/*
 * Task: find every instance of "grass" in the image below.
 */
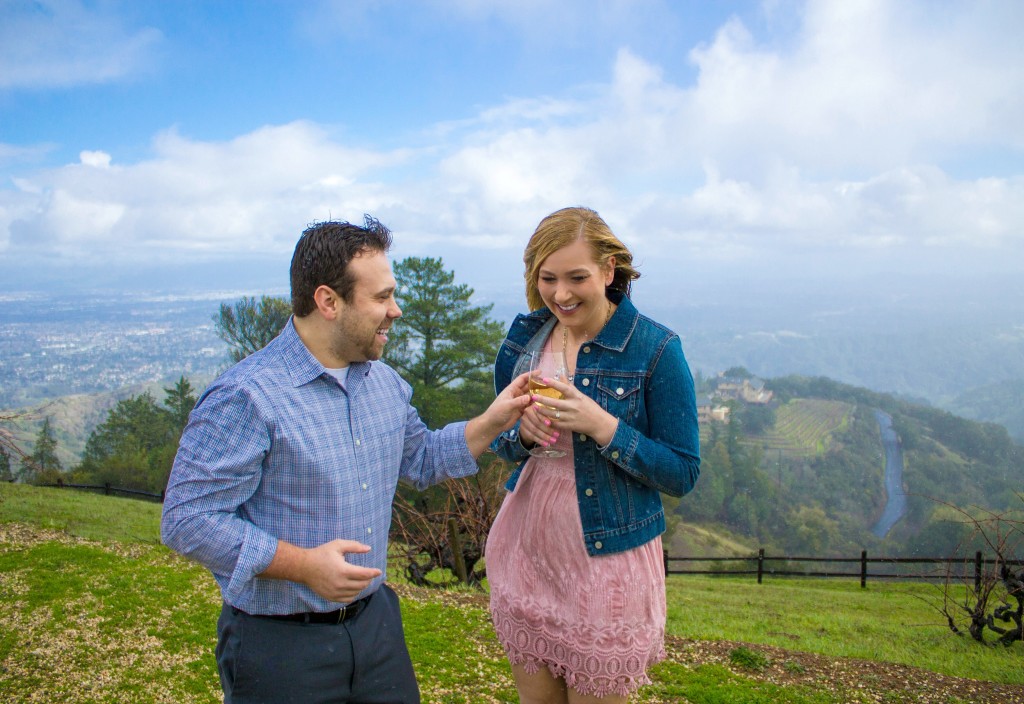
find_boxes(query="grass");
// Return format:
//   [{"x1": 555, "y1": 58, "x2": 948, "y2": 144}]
[
  {"x1": 665, "y1": 575, "x2": 1023, "y2": 685},
  {"x1": 2, "y1": 482, "x2": 1022, "y2": 703}
]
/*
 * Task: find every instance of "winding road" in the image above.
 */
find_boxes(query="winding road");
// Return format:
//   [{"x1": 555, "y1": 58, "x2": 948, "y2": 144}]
[{"x1": 871, "y1": 409, "x2": 907, "y2": 538}]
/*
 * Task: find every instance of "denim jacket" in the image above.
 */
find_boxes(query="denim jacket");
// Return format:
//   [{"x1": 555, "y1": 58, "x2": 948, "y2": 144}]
[{"x1": 491, "y1": 291, "x2": 700, "y2": 556}]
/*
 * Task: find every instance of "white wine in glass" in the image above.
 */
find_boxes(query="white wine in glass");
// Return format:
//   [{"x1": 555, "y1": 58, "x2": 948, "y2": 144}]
[{"x1": 528, "y1": 349, "x2": 569, "y2": 458}]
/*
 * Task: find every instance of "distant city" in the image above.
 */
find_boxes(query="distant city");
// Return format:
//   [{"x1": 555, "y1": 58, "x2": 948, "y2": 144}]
[{"x1": 0, "y1": 292, "x2": 236, "y2": 410}]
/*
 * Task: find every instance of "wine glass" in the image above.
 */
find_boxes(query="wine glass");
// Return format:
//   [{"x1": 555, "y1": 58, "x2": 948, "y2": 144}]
[{"x1": 528, "y1": 349, "x2": 569, "y2": 458}]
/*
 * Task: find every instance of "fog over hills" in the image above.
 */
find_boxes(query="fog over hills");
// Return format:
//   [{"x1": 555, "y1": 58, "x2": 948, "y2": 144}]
[{"x1": 3, "y1": 265, "x2": 1023, "y2": 448}]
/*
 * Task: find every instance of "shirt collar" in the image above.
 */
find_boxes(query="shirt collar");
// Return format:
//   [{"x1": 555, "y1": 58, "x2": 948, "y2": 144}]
[
  {"x1": 280, "y1": 317, "x2": 376, "y2": 390},
  {"x1": 280, "y1": 318, "x2": 325, "y2": 388}
]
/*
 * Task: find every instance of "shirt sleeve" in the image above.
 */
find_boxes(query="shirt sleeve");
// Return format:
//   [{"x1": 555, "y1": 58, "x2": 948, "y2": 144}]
[
  {"x1": 160, "y1": 382, "x2": 280, "y2": 603},
  {"x1": 395, "y1": 380, "x2": 480, "y2": 490}
]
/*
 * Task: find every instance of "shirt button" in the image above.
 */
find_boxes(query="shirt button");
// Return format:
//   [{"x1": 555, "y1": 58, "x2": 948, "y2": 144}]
[
  {"x1": 582, "y1": 346, "x2": 590, "y2": 353},
  {"x1": 594, "y1": 541, "x2": 603, "y2": 550},
  {"x1": 362, "y1": 483, "x2": 368, "y2": 490},
  {"x1": 582, "y1": 378, "x2": 590, "y2": 386},
  {"x1": 355, "y1": 439, "x2": 361, "y2": 446},
  {"x1": 367, "y1": 527, "x2": 372, "y2": 534},
  {"x1": 616, "y1": 387, "x2": 624, "y2": 395},
  {"x1": 611, "y1": 450, "x2": 620, "y2": 459},
  {"x1": 585, "y1": 488, "x2": 593, "y2": 497}
]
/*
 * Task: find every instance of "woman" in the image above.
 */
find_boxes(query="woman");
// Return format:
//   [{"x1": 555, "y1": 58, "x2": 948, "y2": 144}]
[{"x1": 487, "y1": 206, "x2": 701, "y2": 703}]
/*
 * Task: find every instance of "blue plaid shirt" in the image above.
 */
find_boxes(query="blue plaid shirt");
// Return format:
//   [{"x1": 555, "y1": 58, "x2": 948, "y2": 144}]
[{"x1": 161, "y1": 319, "x2": 477, "y2": 614}]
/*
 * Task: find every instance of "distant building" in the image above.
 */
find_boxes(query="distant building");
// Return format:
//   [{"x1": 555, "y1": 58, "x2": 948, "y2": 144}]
[
  {"x1": 714, "y1": 375, "x2": 774, "y2": 405},
  {"x1": 697, "y1": 396, "x2": 731, "y2": 425}
]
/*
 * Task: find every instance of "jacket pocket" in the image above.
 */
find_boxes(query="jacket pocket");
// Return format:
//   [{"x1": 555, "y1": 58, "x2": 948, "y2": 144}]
[{"x1": 596, "y1": 376, "x2": 641, "y2": 422}]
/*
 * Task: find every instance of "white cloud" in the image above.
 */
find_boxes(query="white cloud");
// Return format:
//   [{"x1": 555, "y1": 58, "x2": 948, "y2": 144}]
[
  {"x1": 0, "y1": 0, "x2": 162, "y2": 89},
  {"x1": 79, "y1": 151, "x2": 111, "y2": 168},
  {"x1": 2, "y1": 0, "x2": 1022, "y2": 286}
]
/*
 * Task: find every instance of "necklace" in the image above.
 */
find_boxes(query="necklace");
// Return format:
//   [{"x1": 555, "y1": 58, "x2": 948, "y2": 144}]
[{"x1": 561, "y1": 301, "x2": 615, "y2": 352}]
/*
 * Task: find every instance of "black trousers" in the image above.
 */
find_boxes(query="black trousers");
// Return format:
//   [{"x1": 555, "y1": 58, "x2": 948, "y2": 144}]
[{"x1": 216, "y1": 584, "x2": 420, "y2": 704}]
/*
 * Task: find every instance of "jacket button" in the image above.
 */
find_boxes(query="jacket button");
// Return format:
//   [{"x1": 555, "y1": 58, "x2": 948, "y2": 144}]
[
  {"x1": 583, "y1": 346, "x2": 590, "y2": 353},
  {"x1": 594, "y1": 541, "x2": 603, "y2": 550},
  {"x1": 582, "y1": 378, "x2": 590, "y2": 386},
  {"x1": 611, "y1": 450, "x2": 620, "y2": 459},
  {"x1": 585, "y1": 488, "x2": 593, "y2": 496},
  {"x1": 579, "y1": 434, "x2": 587, "y2": 441},
  {"x1": 616, "y1": 387, "x2": 624, "y2": 395}
]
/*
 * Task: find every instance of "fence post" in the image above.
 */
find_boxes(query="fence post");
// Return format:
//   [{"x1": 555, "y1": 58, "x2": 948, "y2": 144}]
[
  {"x1": 975, "y1": 551, "x2": 983, "y2": 592},
  {"x1": 447, "y1": 518, "x2": 469, "y2": 585},
  {"x1": 860, "y1": 550, "x2": 867, "y2": 588},
  {"x1": 104, "y1": 482, "x2": 112, "y2": 496},
  {"x1": 757, "y1": 548, "x2": 764, "y2": 584}
]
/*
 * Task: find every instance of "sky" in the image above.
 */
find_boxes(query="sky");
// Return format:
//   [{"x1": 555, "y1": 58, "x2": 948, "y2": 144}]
[{"x1": 1, "y1": 0, "x2": 1023, "y2": 317}]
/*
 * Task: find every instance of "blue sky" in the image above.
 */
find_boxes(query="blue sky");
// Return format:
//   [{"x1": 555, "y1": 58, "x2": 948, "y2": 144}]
[{"x1": 1, "y1": 0, "x2": 1023, "y2": 311}]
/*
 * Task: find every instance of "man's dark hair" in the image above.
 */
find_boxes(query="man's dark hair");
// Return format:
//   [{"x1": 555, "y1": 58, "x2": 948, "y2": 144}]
[{"x1": 290, "y1": 215, "x2": 393, "y2": 317}]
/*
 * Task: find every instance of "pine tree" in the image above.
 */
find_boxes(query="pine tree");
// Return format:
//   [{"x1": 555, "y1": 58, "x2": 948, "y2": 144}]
[
  {"x1": 163, "y1": 375, "x2": 197, "y2": 435},
  {"x1": 214, "y1": 295, "x2": 292, "y2": 363},
  {"x1": 20, "y1": 417, "x2": 62, "y2": 484},
  {"x1": 0, "y1": 445, "x2": 12, "y2": 482}
]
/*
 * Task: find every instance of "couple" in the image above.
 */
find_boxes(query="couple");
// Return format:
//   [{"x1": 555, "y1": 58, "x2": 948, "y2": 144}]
[{"x1": 161, "y1": 207, "x2": 701, "y2": 704}]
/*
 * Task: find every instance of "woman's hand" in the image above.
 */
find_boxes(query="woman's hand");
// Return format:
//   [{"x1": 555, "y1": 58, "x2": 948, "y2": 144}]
[
  {"x1": 530, "y1": 376, "x2": 619, "y2": 447},
  {"x1": 517, "y1": 399, "x2": 560, "y2": 450}
]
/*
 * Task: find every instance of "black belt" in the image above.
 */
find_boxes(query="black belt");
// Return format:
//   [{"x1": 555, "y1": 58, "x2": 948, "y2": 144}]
[{"x1": 240, "y1": 594, "x2": 371, "y2": 624}]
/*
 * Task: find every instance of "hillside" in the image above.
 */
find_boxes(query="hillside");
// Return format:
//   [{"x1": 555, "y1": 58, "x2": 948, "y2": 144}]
[
  {"x1": 949, "y1": 378, "x2": 1024, "y2": 444},
  {"x1": 5, "y1": 370, "x2": 1022, "y2": 563},
  {"x1": 681, "y1": 374, "x2": 1024, "y2": 559}
]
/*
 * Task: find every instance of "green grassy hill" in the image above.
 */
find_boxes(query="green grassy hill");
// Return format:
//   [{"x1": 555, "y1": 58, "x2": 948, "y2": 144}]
[
  {"x1": 687, "y1": 374, "x2": 1024, "y2": 558},
  {"x1": 2, "y1": 483, "x2": 1022, "y2": 704},
  {"x1": 748, "y1": 398, "x2": 851, "y2": 458}
]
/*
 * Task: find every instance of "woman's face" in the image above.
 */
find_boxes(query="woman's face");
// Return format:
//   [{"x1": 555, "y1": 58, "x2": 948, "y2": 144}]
[{"x1": 536, "y1": 239, "x2": 615, "y2": 334}]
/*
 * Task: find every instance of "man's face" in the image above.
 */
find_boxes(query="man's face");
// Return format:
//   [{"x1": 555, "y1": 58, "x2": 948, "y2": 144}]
[{"x1": 331, "y1": 251, "x2": 402, "y2": 365}]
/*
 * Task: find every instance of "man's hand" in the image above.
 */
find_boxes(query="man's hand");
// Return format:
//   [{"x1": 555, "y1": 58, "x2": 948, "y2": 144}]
[
  {"x1": 464, "y1": 372, "x2": 533, "y2": 457},
  {"x1": 260, "y1": 539, "x2": 382, "y2": 603}
]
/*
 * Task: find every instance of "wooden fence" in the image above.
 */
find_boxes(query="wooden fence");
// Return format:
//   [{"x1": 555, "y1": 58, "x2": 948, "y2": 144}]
[
  {"x1": 43, "y1": 479, "x2": 164, "y2": 503},
  {"x1": 29, "y1": 482, "x2": 1024, "y2": 590},
  {"x1": 665, "y1": 548, "x2": 1024, "y2": 589}
]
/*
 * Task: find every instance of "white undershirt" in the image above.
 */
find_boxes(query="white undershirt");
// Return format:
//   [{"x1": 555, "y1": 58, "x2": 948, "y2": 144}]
[{"x1": 324, "y1": 365, "x2": 350, "y2": 385}]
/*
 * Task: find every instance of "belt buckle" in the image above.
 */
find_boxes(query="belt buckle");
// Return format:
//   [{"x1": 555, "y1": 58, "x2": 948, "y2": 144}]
[{"x1": 336, "y1": 604, "x2": 348, "y2": 624}]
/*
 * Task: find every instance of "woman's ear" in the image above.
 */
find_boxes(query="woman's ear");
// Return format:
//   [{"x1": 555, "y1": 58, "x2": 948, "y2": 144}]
[{"x1": 604, "y1": 256, "x2": 616, "y2": 286}]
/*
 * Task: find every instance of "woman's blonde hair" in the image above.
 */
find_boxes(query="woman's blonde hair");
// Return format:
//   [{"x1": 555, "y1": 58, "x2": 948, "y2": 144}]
[{"x1": 523, "y1": 206, "x2": 640, "y2": 311}]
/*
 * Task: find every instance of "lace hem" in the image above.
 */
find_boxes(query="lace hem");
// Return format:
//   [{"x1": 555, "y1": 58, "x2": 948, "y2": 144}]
[{"x1": 491, "y1": 603, "x2": 666, "y2": 697}]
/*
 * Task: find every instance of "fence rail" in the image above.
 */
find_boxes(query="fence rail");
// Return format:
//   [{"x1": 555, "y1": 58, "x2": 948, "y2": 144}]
[
  {"x1": 42, "y1": 479, "x2": 164, "y2": 503},
  {"x1": 27, "y1": 482, "x2": 1024, "y2": 590},
  {"x1": 665, "y1": 548, "x2": 1024, "y2": 589}
]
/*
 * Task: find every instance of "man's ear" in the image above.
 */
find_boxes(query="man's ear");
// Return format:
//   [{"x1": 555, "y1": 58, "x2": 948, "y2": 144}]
[{"x1": 312, "y1": 285, "x2": 343, "y2": 319}]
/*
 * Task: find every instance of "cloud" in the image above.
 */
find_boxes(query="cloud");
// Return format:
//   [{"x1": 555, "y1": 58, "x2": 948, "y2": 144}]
[
  {"x1": 0, "y1": 0, "x2": 162, "y2": 89},
  {"x1": 2, "y1": 0, "x2": 1022, "y2": 287},
  {"x1": 1, "y1": 122, "x2": 410, "y2": 260}
]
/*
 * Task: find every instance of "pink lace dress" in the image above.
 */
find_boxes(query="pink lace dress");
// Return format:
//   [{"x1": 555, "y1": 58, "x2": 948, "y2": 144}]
[{"x1": 486, "y1": 429, "x2": 667, "y2": 697}]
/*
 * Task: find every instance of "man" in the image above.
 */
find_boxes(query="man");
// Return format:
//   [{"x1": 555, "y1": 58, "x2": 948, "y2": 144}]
[{"x1": 161, "y1": 217, "x2": 531, "y2": 703}]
